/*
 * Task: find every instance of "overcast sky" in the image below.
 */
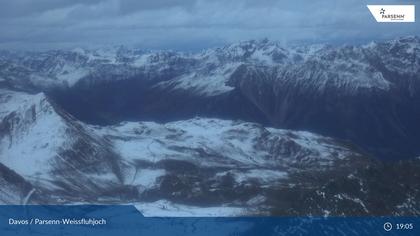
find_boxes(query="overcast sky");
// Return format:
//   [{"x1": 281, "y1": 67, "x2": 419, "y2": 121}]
[{"x1": 0, "y1": 0, "x2": 419, "y2": 51}]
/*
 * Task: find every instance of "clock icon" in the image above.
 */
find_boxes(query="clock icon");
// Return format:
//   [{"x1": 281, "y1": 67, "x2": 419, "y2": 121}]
[{"x1": 384, "y1": 222, "x2": 393, "y2": 232}]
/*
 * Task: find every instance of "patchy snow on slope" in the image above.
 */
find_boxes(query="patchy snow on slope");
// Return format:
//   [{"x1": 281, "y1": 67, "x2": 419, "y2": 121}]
[
  {"x1": 316, "y1": 55, "x2": 391, "y2": 91},
  {"x1": 155, "y1": 63, "x2": 240, "y2": 97},
  {"x1": 135, "y1": 200, "x2": 245, "y2": 217},
  {"x1": 250, "y1": 48, "x2": 275, "y2": 65},
  {"x1": 55, "y1": 65, "x2": 89, "y2": 87},
  {"x1": 217, "y1": 169, "x2": 288, "y2": 186},
  {"x1": 269, "y1": 129, "x2": 355, "y2": 164},
  {"x1": 88, "y1": 48, "x2": 119, "y2": 64},
  {"x1": 96, "y1": 118, "x2": 357, "y2": 170},
  {"x1": 96, "y1": 118, "x2": 269, "y2": 167},
  {"x1": 129, "y1": 168, "x2": 166, "y2": 188},
  {"x1": 132, "y1": 54, "x2": 151, "y2": 67},
  {"x1": 0, "y1": 89, "x2": 36, "y2": 119}
]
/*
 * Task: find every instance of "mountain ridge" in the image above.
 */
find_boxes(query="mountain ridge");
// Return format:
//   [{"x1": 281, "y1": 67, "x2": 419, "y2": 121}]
[
  {"x1": 0, "y1": 87, "x2": 419, "y2": 215},
  {"x1": 1, "y1": 36, "x2": 420, "y2": 215}
]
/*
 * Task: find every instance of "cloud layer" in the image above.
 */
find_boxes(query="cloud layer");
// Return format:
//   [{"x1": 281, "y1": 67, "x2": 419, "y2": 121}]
[{"x1": 0, "y1": 0, "x2": 419, "y2": 50}]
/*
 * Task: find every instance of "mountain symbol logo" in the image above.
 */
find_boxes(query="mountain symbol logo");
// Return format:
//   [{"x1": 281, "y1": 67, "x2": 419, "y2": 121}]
[{"x1": 380, "y1": 8, "x2": 386, "y2": 14}]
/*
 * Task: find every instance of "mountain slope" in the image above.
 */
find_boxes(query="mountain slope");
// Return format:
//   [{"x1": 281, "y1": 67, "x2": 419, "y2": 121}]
[
  {"x1": 0, "y1": 89, "x2": 125, "y2": 202},
  {"x1": 92, "y1": 118, "x2": 420, "y2": 216},
  {"x1": 0, "y1": 88, "x2": 419, "y2": 215},
  {"x1": 229, "y1": 37, "x2": 420, "y2": 159},
  {"x1": 3, "y1": 36, "x2": 418, "y2": 159}
]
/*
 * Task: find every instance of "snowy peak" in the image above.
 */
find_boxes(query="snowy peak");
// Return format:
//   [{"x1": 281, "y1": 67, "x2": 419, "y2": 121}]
[
  {"x1": 209, "y1": 39, "x2": 288, "y2": 64},
  {"x1": 371, "y1": 36, "x2": 420, "y2": 76},
  {"x1": 0, "y1": 89, "x2": 52, "y2": 121},
  {"x1": 0, "y1": 89, "x2": 123, "y2": 200},
  {"x1": 232, "y1": 36, "x2": 420, "y2": 94},
  {"x1": 1, "y1": 36, "x2": 419, "y2": 95},
  {"x1": 0, "y1": 89, "x2": 68, "y2": 176}
]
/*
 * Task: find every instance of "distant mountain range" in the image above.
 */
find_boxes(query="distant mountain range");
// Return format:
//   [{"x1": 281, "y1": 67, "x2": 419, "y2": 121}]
[{"x1": 0, "y1": 36, "x2": 419, "y2": 216}]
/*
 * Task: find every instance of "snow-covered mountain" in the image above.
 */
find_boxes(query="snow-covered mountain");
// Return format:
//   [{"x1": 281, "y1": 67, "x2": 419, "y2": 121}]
[
  {"x1": 2, "y1": 36, "x2": 419, "y2": 159},
  {"x1": 0, "y1": 89, "x2": 359, "y2": 205},
  {"x1": 0, "y1": 89, "x2": 125, "y2": 202},
  {"x1": 2, "y1": 36, "x2": 419, "y2": 94},
  {"x1": 1, "y1": 89, "x2": 420, "y2": 216},
  {"x1": 1, "y1": 36, "x2": 420, "y2": 216},
  {"x1": 229, "y1": 37, "x2": 420, "y2": 158}
]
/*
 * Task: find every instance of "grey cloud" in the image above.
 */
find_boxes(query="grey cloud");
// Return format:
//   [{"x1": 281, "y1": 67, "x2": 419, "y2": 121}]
[
  {"x1": 0, "y1": 0, "x2": 419, "y2": 50},
  {"x1": 0, "y1": 0, "x2": 105, "y2": 18},
  {"x1": 118, "y1": 0, "x2": 197, "y2": 13}
]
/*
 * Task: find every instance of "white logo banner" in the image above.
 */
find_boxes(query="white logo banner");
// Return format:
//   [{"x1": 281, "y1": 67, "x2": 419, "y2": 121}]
[{"x1": 367, "y1": 5, "x2": 415, "y2": 22}]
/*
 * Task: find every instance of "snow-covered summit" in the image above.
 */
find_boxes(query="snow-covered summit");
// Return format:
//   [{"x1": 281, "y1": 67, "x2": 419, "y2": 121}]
[
  {"x1": 0, "y1": 89, "x2": 123, "y2": 198},
  {"x1": 1, "y1": 36, "x2": 418, "y2": 96}
]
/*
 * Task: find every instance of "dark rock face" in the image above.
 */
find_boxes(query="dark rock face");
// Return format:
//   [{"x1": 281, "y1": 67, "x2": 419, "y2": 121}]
[
  {"x1": 48, "y1": 78, "x2": 269, "y2": 126},
  {"x1": 228, "y1": 64, "x2": 420, "y2": 159},
  {"x1": 0, "y1": 163, "x2": 34, "y2": 204},
  {"x1": 266, "y1": 158, "x2": 420, "y2": 216},
  {"x1": 222, "y1": 38, "x2": 420, "y2": 159}
]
